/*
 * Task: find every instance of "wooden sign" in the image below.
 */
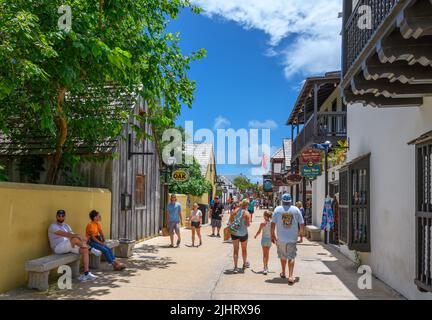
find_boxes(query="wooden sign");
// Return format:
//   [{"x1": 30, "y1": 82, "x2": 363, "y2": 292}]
[
  {"x1": 172, "y1": 169, "x2": 189, "y2": 182},
  {"x1": 286, "y1": 174, "x2": 303, "y2": 185},
  {"x1": 302, "y1": 149, "x2": 322, "y2": 163}
]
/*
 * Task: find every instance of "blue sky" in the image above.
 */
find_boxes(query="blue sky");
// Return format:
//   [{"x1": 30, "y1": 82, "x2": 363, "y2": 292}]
[{"x1": 170, "y1": 1, "x2": 341, "y2": 182}]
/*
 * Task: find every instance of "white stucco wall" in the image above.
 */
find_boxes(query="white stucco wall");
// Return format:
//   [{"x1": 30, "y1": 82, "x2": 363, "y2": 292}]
[{"x1": 346, "y1": 97, "x2": 432, "y2": 300}]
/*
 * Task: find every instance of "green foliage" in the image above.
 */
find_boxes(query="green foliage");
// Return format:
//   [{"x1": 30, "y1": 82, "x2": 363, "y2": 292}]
[
  {"x1": 233, "y1": 175, "x2": 256, "y2": 193},
  {"x1": 168, "y1": 159, "x2": 212, "y2": 197},
  {"x1": 17, "y1": 156, "x2": 45, "y2": 183},
  {"x1": 328, "y1": 140, "x2": 349, "y2": 166},
  {"x1": 0, "y1": 0, "x2": 206, "y2": 183},
  {"x1": 0, "y1": 165, "x2": 8, "y2": 181}
]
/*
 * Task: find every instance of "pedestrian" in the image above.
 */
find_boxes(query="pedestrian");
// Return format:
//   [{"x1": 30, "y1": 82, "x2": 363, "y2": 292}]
[
  {"x1": 189, "y1": 203, "x2": 203, "y2": 247},
  {"x1": 228, "y1": 199, "x2": 251, "y2": 273},
  {"x1": 209, "y1": 196, "x2": 224, "y2": 238},
  {"x1": 295, "y1": 201, "x2": 305, "y2": 243},
  {"x1": 48, "y1": 210, "x2": 98, "y2": 282},
  {"x1": 248, "y1": 197, "x2": 256, "y2": 222},
  {"x1": 271, "y1": 193, "x2": 305, "y2": 284},
  {"x1": 86, "y1": 210, "x2": 126, "y2": 271},
  {"x1": 166, "y1": 194, "x2": 183, "y2": 248},
  {"x1": 254, "y1": 211, "x2": 273, "y2": 275}
]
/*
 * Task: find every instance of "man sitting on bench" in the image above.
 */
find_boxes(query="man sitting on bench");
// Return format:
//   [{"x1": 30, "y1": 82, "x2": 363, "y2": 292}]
[{"x1": 48, "y1": 209, "x2": 98, "y2": 282}]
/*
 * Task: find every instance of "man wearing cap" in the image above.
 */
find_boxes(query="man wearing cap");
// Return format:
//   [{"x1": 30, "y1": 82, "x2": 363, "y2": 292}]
[
  {"x1": 48, "y1": 210, "x2": 98, "y2": 282},
  {"x1": 167, "y1": 194, "x2": 183, "y2": 247},
  {"x1": 209, "y1": 196, "x2": 224, "y2": 237},
  {"x1": 271, "y1": 194, "x2": 305, "y2": 284}
]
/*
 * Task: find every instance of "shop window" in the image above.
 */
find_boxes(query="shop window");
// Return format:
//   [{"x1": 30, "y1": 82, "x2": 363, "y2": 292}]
[{"x1": 136, "y1": 175, "x2": 146, "y2": 206}]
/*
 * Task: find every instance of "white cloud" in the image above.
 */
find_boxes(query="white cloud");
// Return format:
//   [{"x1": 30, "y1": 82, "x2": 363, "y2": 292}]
[
  {"x1": 213, "y1": 116, "x2": 231, "y2": 130},
  {"x1": 192, "y1": 0, "x2": 342, "y2": 78},
  {"x1": 248, "y1": 120, "x2": 278, "y2": 130}
]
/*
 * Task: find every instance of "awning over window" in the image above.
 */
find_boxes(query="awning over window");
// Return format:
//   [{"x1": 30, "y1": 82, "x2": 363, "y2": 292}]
[{"x1": 408, "y1": 130, "x2": 432, "y2": 146}]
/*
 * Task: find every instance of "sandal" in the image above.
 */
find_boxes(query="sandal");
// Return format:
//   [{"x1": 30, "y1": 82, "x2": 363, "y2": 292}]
[
  {"x1": 288, "y1": 277, "x2": 295, "y2": 284},
  {"x1": 280, "y1": 273, "x2": 287, "y2": 279}
]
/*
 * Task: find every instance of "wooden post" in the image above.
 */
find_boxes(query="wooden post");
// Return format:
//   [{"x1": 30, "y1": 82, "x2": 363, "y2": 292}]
[{"x1": 314, "y1": 84, "x2": 319, "y2": 137}]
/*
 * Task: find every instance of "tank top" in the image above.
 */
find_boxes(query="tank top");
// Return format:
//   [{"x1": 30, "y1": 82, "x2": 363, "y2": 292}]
[
  {"x1": 232, "y1": 209, "x2": 248, "y2": 237},
  {"x1": 262, "y1": 221, "x2": 271, "y2": 239}
]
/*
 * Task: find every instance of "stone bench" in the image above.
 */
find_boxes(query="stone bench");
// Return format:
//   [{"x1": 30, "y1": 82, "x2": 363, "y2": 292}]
[
  {"x1": 89, "y1": 240, "x2": 120, "y2": 269},
  {"x1": 306, "y1": 226, "x2": 322, "y2": 241},
  {"x1": 25, "y1": 253, "x2": 80, "y2": 291}
]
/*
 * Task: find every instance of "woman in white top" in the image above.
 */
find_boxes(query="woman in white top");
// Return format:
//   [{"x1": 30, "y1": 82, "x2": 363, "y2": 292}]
[{"x1": 189, "y1": 203, "x2": 203, "y2": 247}]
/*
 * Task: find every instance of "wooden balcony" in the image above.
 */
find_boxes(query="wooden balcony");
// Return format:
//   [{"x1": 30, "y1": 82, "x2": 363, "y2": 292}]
[
  {"x1": 342, "y1": 0, "x2": 432, "y2": 108},
  {"x1": 292, "y1": 112, "x2": 347, "y2": 160}
]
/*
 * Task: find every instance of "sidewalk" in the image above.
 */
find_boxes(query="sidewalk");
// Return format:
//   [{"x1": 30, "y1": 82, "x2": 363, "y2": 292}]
[{"x1": 1, "y1": 210, "x2": 404, "y2": 300}]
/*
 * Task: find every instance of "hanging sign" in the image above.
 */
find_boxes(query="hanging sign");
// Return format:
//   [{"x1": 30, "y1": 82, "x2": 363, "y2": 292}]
[
  {"x1": 301, "y1": 163, "x2": 322, "y2": 180},
  {"x1": 302, "y1": 149, "x2": 322, "y2": 163},
  {"x1": 172, "y1": 169, "x2": 189, "y2": 182},
  {"x1": 286, "y1": 174, "x2": 303, "y2": 185},
  {"x1": 263, "y1": 179, "x2": 273, "y2": 192}
]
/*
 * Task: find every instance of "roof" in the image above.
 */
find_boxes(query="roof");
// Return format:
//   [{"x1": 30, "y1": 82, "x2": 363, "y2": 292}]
[
  {"x1": 283, "y1": 139, "x2": 292, "y2": 168},
  {"x1": 185, "y1": 143, "x2": 215, "y2": 177},
  {"x1": 287, "y1": 71, "x2": 341, "y2": 125},
  {"x1": 271, "y1": 147, "x2": 284, "y2": 160},
  {"x1": 0, "y1": 87, "x2": 137, "y2": 156}
]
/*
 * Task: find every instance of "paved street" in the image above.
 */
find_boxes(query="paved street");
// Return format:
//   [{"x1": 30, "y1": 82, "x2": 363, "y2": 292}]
[{"x1": 1, "y1": 210, "x2": 403, "y2": 300}]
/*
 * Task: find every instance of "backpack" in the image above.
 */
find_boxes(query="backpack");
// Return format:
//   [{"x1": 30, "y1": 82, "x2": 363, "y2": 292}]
[{"x1": 229, "y1": 209, "x2": 244, "y2": 233}]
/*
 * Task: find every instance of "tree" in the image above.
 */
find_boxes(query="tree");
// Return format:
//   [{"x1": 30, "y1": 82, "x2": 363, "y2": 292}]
[
  {"x1": 168, "y1": 159, "x2": 212, "y2": 197},
  {"x1": 0, "y1": 0, "x2": 206, "y2": 184},
  {"x1": 233, "y1": 175, "x2": 255, "y2": 193}
]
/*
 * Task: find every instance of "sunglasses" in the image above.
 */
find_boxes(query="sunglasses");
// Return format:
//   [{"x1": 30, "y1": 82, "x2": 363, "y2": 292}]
[{"x1": 57, "y1": 210, "x2": 66, "y2": 217}]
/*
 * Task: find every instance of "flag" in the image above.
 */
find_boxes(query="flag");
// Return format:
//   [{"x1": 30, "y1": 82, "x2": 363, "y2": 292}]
[{"x1": 261, "y1": 153, "x2": 269, "y2": 169}]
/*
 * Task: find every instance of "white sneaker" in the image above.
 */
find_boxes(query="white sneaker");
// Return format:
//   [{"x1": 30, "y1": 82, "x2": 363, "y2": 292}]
[
  {"x1": 78, "y1": 272, "x2": 98, "y2": 282},
  {"x1": 263, "y1": 269, "x2": 268, "y2": 275},
  {"x1": 90, "y1": 248, "x2": 102, "y2": 257}
]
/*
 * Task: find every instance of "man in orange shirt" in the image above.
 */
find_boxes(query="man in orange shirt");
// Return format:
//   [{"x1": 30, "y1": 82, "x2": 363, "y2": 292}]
[{"x1": 86, "y1": 210, "x2": 125, "y2": 271}]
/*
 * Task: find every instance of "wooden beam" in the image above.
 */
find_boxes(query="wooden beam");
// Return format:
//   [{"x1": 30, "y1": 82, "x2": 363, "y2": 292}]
[
  {"x1": 362, "y1": 54, "x2": 432, "y2": 84},
  {"x1": 397, "y1": 0, "x2": 432, "y2": 39},
  {"x1": 376, "y1": 31, "x2": 432, "y2": 66},
  {"x1": 351, "y1": 73, "x2": 432, "y2": 98},
  {"x1": 343, "y1": 91, "x2": 423, "y2": 108}
]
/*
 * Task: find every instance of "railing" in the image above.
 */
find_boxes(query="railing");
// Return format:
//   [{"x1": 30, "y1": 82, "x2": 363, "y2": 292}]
[
  {"x1": 343, "y1": 0, "x2": 399, "y2": 75},
  {"x1": 292, "y1": 112, "x2": 347, "y2": 159}
]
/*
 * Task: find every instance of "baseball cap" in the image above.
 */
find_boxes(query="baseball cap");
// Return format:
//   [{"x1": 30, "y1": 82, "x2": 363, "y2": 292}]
[{"x1": 281, "y1": 193, "x2": 293, "y2": 204}]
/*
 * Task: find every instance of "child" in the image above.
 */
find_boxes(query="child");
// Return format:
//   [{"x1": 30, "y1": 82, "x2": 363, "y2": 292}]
[{"x1": 254, "y1": 211, "x2": 273, "y2": 275}]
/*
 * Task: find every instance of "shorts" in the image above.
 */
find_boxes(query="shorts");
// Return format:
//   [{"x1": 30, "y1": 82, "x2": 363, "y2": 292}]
[
  {"x1": 248, "y1": 209, "x2": 254, "y2": 215},
  {"x1": 211, "y1": 219, "x2": 222, "y2": 229},
  {"x1": 261, "y1": 237, "x2": 272, "y2": 248},
  {"x1": 191, "y1": 221, "x2": 201, "y2": 229},
  {"x1": 168, "y1": 222, "x2": 180, "y2": 235},
  {"x1": 231, "y1": 234, "x2": 249, "y2": 243},
  {"x1": 277, "y1": 242, "x2": 297, "y2": 260},
  {"x1": 54, "y1": 239, "x2": 80, "y2": 255}
]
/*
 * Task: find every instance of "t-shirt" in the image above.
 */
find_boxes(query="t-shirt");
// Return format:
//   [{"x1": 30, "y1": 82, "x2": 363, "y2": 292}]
[
  {"x1": 167, "y1": 202, "x2": 181, "y2": 223},
  {"x1": 190, "y1": 209, "x2": 203, "y2": 222},
  {"x1": 248, "y1": 200, "x2": 256, "y2": 213},
  {"x1": 272, "y1": 205, "x2": 305, "y2": 244},
  {"x1": 211, "y1": 203, "x2": 224, "y2": 220},
  {"x1": 48, "y1": 222, "x2": 73, "y2": 250},
  {"x1": 86, "y1": 221, "x2": 102, "y2": 239}
]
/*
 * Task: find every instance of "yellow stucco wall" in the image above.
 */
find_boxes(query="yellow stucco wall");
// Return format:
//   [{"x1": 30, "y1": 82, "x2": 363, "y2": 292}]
[{"x1": 0, "y1": 182, "x2": 112, "y2": 293}]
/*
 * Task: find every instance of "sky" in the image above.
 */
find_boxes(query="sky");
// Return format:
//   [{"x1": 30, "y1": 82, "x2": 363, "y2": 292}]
[{"x1": 170, "y1": 0, "x2": 342, "y2": 183}]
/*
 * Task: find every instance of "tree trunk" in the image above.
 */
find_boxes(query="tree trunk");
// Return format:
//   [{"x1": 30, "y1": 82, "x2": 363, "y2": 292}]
[{"x1": 47, "y1": 87, "x2": 68, "y2": 184}]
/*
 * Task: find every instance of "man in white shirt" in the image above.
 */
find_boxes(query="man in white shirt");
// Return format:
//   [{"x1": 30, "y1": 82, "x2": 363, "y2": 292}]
[
  {"x1": 48, "y1": 210, "x2": 98, "y2": 282},
  {"x1": 271, "y1": 194, "x2": 305, "y2": 284}
]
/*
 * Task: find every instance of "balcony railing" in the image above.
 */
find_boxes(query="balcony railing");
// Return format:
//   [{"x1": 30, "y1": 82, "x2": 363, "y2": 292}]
[
  {"x1": 292, "y1": 112, "x2": 347, "y2": 159},
  {"x1": 343, "y1": 0, "x2": 400, "y2": 76}
]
